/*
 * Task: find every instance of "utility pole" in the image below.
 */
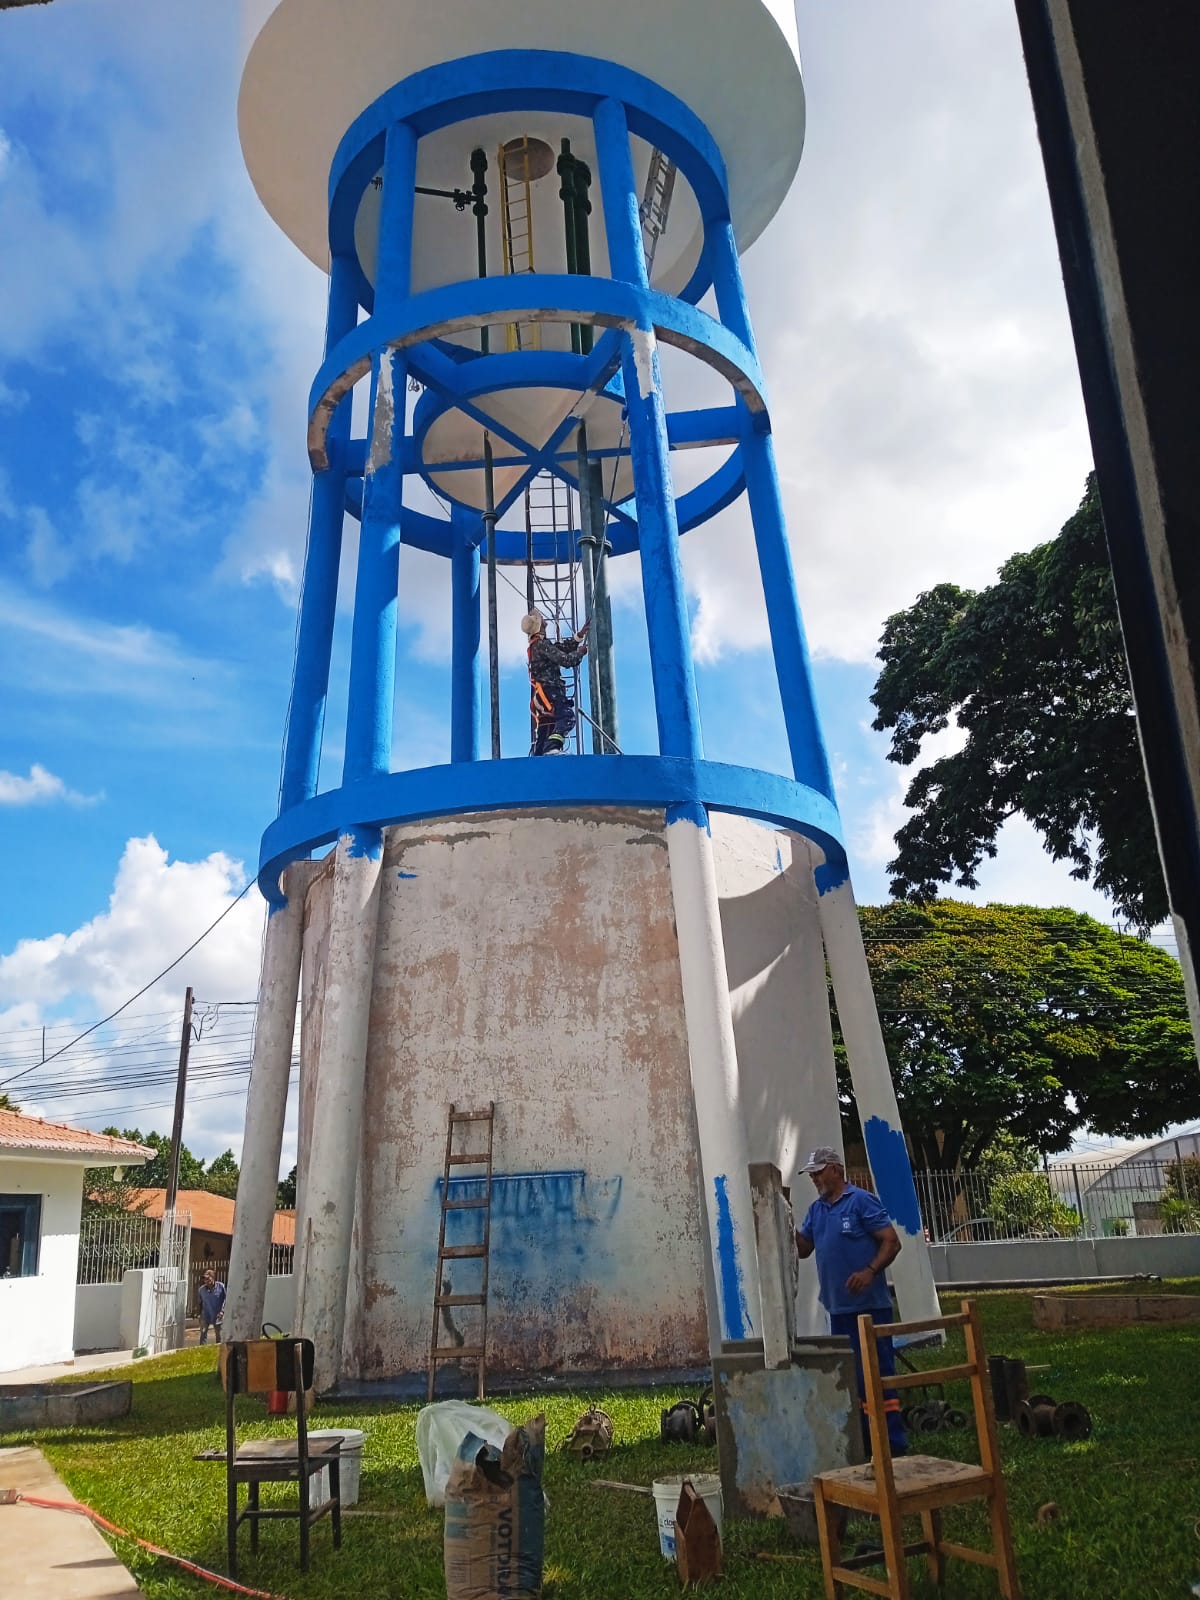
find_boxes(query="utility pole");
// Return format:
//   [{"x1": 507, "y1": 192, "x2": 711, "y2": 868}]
[{"x1": 164, "y1": 986, "x2": 194, "y2": 1217}]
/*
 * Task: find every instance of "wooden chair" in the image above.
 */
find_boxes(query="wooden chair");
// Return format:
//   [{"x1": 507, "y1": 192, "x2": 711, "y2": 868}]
[
  {"x1": 812, "y1": 1300, "x2": 1020, "y2": 1600},
  {"x1": 212, "y1": 1338, "x2": 342, "y2": 1579}
]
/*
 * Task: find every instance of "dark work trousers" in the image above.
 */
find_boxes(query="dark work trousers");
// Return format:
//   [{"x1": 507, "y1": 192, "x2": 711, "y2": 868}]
[
  {"x1": 830, "y1": 1309, "x2": 908, "y2": 1456},
  {"x1": 532, "y1": 690, "x2": 576, "y2": 754}
]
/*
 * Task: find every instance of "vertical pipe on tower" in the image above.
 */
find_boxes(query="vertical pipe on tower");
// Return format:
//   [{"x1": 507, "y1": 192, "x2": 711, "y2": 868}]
[
  {"x1": 593, "y1": 95, "x2": 760, "y2": 1345},
  {"x1": 279, "y1": 254, "x2": 358, "y2": 812},
  {"x1": 300, "y1": 119, "x2": 416, "y2": 1388},
  {"x1": 345, "y1": 120, "x2": 417, "y2": 786},
  {"x1": 576, "y1": 427, "x2": 605, "y2": 751},
  {"x1": 225, "y1": 860, "x2": 315, "y2": 1341},
  {"x1": 705, "y1": 217, "x2": 834, "y2": 802},
  {"x1": 589, "y1": 459, "x2": 619, "y2": 749},
  {"x1": 450, "y1": 504, "x2": 481, "y2": 763}
]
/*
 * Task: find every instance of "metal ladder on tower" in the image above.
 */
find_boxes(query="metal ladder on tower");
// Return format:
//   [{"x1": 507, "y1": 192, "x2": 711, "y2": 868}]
[
  {"x1": 639, "y1": 148, "x2": 677, "y2": 280},
  {"x1": 498, "y1": 138, "x2": 540, "y2": 352},
  {"x1": 525, "y1": 472, "x2": 583, "y2": 751},
  {"x1": 427, "y1": 1102, "x2": 495, "y2": 1402}
]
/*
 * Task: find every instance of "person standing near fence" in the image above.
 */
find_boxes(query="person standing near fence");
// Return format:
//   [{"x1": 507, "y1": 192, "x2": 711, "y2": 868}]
[
  {"x1": 198, "y1": 1267, "x2": 226, "y2": 1344},
  {"x1": 795, "y1": 1146, "x2": 907, "y2": 1455}
]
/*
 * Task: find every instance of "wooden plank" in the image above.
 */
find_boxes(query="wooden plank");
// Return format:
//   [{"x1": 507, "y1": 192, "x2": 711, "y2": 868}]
[
  {"x1": 447, "y1": 1151, "x2": 491, "y2": 1164},
  {"x1": 859, "y1": 1312, "x2": 910, "y2": 1598},
  {"x1": 878, "y1": 1311, "x2": 969, "y2": 1339},
  {"x1": 828, "y1": 1564, "x2": 894, "y2": 1597},
  {"x1": 444, "y1": 1197, "x2": 489, "y2": 1210},
  {"x1": 436, "y1": 1293, "x2": 487, "y2": 1306},
  {"x1": 887, "y1": 1363, "x2": 976, "y2": 1390},
  {"x1": 440, "y1": 1244, "x2": 487, "y2": 1259},
  {"x1": 432, "y1": 1345, "x2": 485, "y2": 1360},
  {"x1": 938, "y1": 1540, "x2": 999, "y2": 1568}
]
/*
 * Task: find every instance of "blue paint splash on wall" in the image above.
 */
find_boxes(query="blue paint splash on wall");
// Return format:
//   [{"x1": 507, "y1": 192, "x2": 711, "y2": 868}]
[
  {"x1": 814, "y1": 856, "x2": 850, "y2": 895},
  {"x1": 397, "y1": 870, "x2": 418, "y2": 879},
  {"x1": 713, "y1": 1175, "x2": 751, "y2": 1339},
  {"x1": 862, "y1": 1117, "x2": 923, "y2": 1236}
]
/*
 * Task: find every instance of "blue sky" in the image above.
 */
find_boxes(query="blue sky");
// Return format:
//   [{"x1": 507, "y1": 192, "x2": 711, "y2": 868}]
[{"x1": 0, "y1": 0, "x2": 1145, "y2": 1159}]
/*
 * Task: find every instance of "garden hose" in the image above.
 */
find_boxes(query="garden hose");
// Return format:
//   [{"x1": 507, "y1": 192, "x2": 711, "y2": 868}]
[{"x1": 8, "y1": 1493, "x2": 292, "y2": 1600}]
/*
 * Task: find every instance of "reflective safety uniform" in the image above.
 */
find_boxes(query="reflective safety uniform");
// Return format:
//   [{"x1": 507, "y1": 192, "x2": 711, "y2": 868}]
[{"x1": 528, "y1": 632, "x2": 586, "y2": 754}]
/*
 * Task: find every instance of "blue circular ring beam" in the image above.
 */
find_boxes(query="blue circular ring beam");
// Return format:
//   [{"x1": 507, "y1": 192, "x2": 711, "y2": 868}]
[
  {"x1": 258, "y1": 756, "x2": 846, "y2": 907},
  {"x1": 327, "y1": 50, "x2": 731, "y2": 316}
]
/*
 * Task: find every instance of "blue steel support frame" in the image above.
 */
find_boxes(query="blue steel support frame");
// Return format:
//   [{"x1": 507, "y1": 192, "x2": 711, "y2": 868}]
[
  {"x1": 593, "y1": 95, "x2": 702, "y2": 766},
  {"x1": 278, "y1": 255, "x2": 358, "y2": 814},
  {"x1": 450, "y1": 504, "x2": 482, "y2": 764},
  {"x1": 265, "y1": 49, "x2": 854, "y2": 907},
  {"x1": 705, "y1": 216, "x2": 837, "y2": 804},
  {"x1": 344, "y1": 122, "x2": 416, "y2": 787}
]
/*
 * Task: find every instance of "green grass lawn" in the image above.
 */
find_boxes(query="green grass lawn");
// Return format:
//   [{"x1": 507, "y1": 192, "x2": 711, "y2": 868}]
[{"x1": 8, "y1": 1287, "x2": 1200, "y2": 1599}]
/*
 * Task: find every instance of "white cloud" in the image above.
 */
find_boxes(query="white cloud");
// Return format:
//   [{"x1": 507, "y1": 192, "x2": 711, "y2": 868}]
[
  {"x1": 0, "y1": 836, "x2": 272, "y2": 1160},
  {"x1": 0, "y1": 763, "x2": 98, "y2": 807}
]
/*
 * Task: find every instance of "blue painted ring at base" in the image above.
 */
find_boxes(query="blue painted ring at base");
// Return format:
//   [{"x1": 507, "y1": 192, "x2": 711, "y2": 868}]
[{"x1": 259, "y1": 756, "x2": 845, "y2": 907}]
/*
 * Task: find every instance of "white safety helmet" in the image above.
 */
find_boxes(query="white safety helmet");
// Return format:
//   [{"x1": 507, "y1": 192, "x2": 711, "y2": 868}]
[{"x1": 520, "y1": 611, "x2": 546, "y2": 637}]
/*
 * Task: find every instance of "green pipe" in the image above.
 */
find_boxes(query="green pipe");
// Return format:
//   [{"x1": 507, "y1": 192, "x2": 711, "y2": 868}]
[
  {"x1": 470, "y1": 148, "x2": 489, "y2": 355},
  {"x1": 484, "y1": 435, "x2": 500, "y2": 758},
  {"x1": 557, "y1": 139, "x2": 580, "y2": 354},
  {"x1": 573, "y1": 160, "x2": 594, "y2": 355}
]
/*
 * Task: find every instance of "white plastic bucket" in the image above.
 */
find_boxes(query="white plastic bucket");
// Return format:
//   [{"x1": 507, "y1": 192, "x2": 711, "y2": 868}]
[
  {"x1": 651, "y1": 1473, "x2": 723, "y2": 1560},
  {"x1": 307, "y1": 1428, "x2": 365, "y2": 1507}
]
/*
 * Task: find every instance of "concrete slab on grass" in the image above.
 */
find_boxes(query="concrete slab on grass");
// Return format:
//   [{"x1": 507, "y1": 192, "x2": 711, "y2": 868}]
[{"x1": 0, "y1": 1446, "x2": 142, "y2": 1598}]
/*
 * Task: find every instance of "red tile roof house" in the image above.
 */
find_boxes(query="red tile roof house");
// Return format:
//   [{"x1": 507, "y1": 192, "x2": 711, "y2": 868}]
[{"x1": 0, "y1": 1110, "x2": 151, "y2": 1373}]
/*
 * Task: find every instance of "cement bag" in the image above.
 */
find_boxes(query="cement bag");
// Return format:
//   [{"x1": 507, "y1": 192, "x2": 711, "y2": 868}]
[
  {"x1": 416, "y1": 1401, "x2": 513, "y2": 1508},
  {"x1": 444, "y1": 1415, "x2": 546, "y2": 1600}
]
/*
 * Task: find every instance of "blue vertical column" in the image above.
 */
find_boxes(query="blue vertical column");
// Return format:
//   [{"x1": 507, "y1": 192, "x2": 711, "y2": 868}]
[
  {"x1": 593, "y1": 97, "x2": 701, "y2": 765},
  {"x1": 344, "y1": 120, "x2": 418, "y2": 788},
  {"x1": 450, "y1": 504, "x2": 481, "y2": 763},
  {"x1": 706, "y1": 216, "x2": 835, "y2": 802},
  {"x1": 279, "y1": 253, "x2": 359, "y2": 814}
]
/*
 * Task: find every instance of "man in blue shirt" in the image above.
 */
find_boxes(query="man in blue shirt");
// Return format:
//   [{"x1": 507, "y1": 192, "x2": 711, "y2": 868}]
[
  {"x1": 796, "y1": 1146, "x2": 907, "y2": 1455},
  {"x1": 197, "y1": 1268, "x2": 226, "y2": 1345}
]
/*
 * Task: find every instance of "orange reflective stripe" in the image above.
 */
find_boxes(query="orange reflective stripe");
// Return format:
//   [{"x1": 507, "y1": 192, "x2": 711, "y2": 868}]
[
  {"x1": 531, "y1": 683, "x2": 553, "y2": 714},
  {"x1": 883, "y1": 1400, "x2": 902, "y2": 1413}
]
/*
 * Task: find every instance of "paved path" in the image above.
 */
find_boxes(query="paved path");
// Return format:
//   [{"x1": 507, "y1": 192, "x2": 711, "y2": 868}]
[
  {"x1": 0, "y1": 1446, "x2": 142, "y2": 1598},
  {"x1": 0, "y1": 1348, "x2": 140, "y2": 1384}
]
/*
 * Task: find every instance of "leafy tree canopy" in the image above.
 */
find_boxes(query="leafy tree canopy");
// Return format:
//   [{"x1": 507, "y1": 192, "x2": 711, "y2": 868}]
[
  {"x1": 834, "y1": 901, "x2": 1199, "y2": 1171},
  {"x1": 0, "y1": 1093, "x2": 20, "y2": 1111},
  {"x1": 83, "y1": 1131, "x2": 240, "y2": 1214},
  {"x1": 277, "y1": 1165, "x2": 297, "y2": 1209},
  {"x1": 871, "y1": 475, "x2": 1166, "y2": 929}
]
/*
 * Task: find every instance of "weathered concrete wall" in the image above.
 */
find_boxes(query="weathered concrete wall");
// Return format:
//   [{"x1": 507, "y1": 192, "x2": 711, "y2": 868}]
[
  {"x1": 0, "y1": 1160, "x2": 83, "y2": 1373},
  {"x1": 1033, "y1": 1292, "x2": 1200, "y2": 1331},
  {"x1": 294, "y1": 809, "x2": 893, "y2": 1379}
]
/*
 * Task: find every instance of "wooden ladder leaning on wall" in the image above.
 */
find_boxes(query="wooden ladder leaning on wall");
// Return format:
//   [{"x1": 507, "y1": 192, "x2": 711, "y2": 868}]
[{"x1": 427, "y1": 1102, "x2": 495, "y2": 1402}]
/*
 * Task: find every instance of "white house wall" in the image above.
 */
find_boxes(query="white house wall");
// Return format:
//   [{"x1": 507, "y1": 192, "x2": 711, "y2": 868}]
[{"x1": 0, "y1": 1159, "x2": 83, "y2": 1373}]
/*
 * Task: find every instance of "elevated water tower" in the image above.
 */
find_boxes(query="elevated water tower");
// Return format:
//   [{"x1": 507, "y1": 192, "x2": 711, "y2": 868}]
[{"x1": 227, "y1": 0, "x2": 938, "y2": 1390}]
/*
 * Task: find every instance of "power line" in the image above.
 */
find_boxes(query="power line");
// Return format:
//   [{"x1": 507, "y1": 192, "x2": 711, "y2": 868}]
[{"x1": 0, "y1": 881, "x2": 257, "y2": 1092}]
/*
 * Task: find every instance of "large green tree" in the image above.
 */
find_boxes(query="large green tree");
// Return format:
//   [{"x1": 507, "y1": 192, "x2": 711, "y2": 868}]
[
  {"x1": 871, "y1": 475, "x2": 1166, "y2": 929},
  {"x1": 834, "y1": 901, "x2": 1199, "y2": 1171}
]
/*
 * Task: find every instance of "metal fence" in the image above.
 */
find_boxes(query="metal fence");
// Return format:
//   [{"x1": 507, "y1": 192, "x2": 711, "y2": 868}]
[
  {"x1": 847, "y1": 1159, "x2": 1200, "y2": 1243},
  {"x1": 77, "y1": 1212, "x2": 164, "y2": 1283},
  {"x1": 186, "y1": 1243, "x2": 294, "y2": 1317}
]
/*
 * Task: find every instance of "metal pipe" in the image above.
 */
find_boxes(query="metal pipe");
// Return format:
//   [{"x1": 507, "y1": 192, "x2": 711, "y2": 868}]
[
  {"x1": 573, "y1": 159, "x2": 594, "y2": 354},
  {"x1": 483, "y1": 433, "x2": 500, "y2": 759},
  {"x1": 576, "y1": 428, "x2": 604, "y2": 752},
  {"x1": 557, "y1": 139, "x2": 580, "y2": 354},
  {"x1": 588, "y1": 459, "x2": 619, "y2": 749},
  {"x1": 470, "y1": 148, "x2": 489, "y2": 354}
]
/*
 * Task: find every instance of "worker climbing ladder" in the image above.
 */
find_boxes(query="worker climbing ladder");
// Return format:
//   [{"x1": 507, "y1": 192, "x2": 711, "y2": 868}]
[
  {"x1": 428, "y1": 1103, "x2": 495, "y2": 1402},
  {"x1": 524, "y1": 471, "x2": 584, "y2": 752},
  {"x1": 498, "y1": 137, "x2": 540, "y2": 351},
  {"x1": 639, "y1": 148, "x2": 677, "y2": 279}
]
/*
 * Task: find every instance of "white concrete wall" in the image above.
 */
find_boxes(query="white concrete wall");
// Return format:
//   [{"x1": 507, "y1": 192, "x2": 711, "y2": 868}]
[
  {"x1": 264, "y1": 1273, "x2": 296, "y2": 1332},
  {"x1": 931, "y1": 1234, "x2": 1200, "y2": 1284},
  {"x1": 0, "y1": 1159, "x2": 83, "y2": 1373},
  {"x1": 119, "y1": 1269, "x2": 159, "y2": 1352},
  {"x1": 713, "y1": 821, "x2": 842, "y2": 1336},
  {"x1": 74, "y1": 1284, "x2": 123, "y2": 1353}
]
